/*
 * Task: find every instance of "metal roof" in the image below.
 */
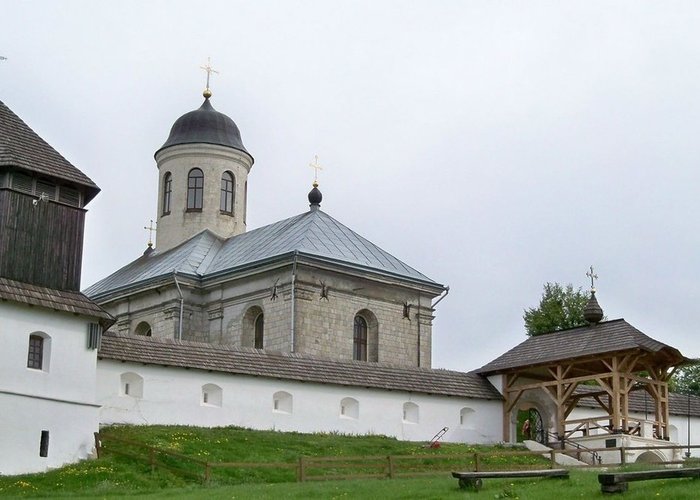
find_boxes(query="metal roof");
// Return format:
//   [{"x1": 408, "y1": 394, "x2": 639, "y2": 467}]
[
  {"x1": 0, "y1": 100, "x2": 100, "y2": 203},
  {"x1": 85, "y1": 209, "x2": 441, "y2": 299},
  {"x1": 99, "y1": 332, "x2": 501, "y2": 400},
  {"x1": 155, "y1": 98, "x2": 251, "y2": 159},
  {"x1": 476, "y1": 319, "x2": 687, "y2": 375}
]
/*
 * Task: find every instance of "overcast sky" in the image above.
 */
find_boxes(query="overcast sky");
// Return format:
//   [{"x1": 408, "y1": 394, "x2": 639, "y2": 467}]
[{"x1": 2, "y1": 1, "x2": 699, "y2": 371}]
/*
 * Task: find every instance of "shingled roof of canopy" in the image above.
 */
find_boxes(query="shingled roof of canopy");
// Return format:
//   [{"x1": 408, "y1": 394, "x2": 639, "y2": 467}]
[
  {"x1": 98, "y1": 332, "x2": 501, "y2": 400},
  {"x1": 476, "y1": 319, "x2": 688, "y2": 375},
  {"x1": 0, "y1": 100, "x2": 100, "y2": 203}
]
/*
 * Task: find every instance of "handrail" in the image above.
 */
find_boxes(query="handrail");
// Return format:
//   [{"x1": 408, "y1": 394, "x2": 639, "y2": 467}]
[{"x1": 547, "y1": 431, "x2": 601, "y2": 465}]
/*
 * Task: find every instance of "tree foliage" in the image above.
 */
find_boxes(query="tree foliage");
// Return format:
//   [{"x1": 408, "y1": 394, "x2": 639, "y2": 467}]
[
  {"x1": 523, "y1": 282, "x2": 590, "y2": 336},
  {"x1": 669, "y1": 362, "x2": 700, "y2": 396}
]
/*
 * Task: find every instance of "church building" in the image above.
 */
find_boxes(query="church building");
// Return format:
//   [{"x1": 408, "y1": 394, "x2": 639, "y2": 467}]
[{"x1": 2, "y1": 81, "x2": 700, "y2": 475}]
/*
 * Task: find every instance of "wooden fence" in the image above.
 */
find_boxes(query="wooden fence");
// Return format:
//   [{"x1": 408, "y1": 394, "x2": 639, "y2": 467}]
[{"x1": 94, "y1": 433, "x2": 700, "y2": 484}]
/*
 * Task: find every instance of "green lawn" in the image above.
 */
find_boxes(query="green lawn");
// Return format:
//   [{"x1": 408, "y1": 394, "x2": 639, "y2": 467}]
[{"x1": 1, "y1": 426, "x2": 699, "y2": 498}]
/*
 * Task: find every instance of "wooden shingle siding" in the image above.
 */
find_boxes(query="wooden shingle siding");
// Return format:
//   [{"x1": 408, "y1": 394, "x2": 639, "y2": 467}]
[{"x1": 0, "y1": 189, "x2": 85, "y2": 290}]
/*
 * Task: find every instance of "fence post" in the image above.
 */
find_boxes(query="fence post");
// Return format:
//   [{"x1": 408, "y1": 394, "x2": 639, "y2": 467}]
[
  {"x1": 298, "y1": 456, "x2": 305, "y2": 482},
  {"x1": 149, "y1": 447, "x2": 155, "y2": 473},
  {"x1": 620, "y1": 446, "x2": 626, "y2": 466},
  {"x1": 387, "y1": 455, "x2": 396, "y2": 479},
  {"x1": 204, "y1": 462, "x2": 211, "y2": 484},
  {"x1": 550, "y1": 449, "x2": 556, "y2": 468},
  {"x1": 474, "y1": 453, "x2": 481, "y2": 472},
  {"x1": 93, "y1": 432, "x2": 101, "y2": 459}
]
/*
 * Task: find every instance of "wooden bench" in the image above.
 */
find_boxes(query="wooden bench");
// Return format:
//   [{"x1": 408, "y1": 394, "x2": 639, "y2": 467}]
[
  {"x1": 452, "y1": 468, "x2": 569, "y2": 491},
  {"x1": 598, "y1": 467, "x2": 700, "y2": 493}
]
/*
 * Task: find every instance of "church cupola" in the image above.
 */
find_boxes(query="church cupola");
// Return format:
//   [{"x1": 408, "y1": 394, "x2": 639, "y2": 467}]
[
  {"x1": 154, "y1": 83, "x2": 254, "y2": 253},
  {"x1": 583, "y1": 266, "x2": 604, "y2": 324}
]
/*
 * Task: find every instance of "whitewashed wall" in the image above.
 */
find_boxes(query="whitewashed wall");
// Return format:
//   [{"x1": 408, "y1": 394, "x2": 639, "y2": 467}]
[
  {"x1": 0, "y1": 302, "x2": 100, "y2": 475},
  {"x1": 96, "y1": 360, "x2": 502, "y2": 444}
]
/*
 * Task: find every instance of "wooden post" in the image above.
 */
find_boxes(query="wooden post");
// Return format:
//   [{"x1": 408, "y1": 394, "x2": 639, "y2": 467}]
[
  {"x1": 550, "y1": 449, "x2": 557, "y2": 468},
  {"x1": 93, "y1": 432, "x2": 101, "y2": 459},
  {"x1": 387, "y1": 455, "x2": 396, "y2": 479},
  {"x1": 204, "y1": 462, "x2": 211, "y2": 484},
  {"x1": 620, "y1": 446, "x2": 626, "y2": 466},
  {"x1": 298, "y1": 456, "x2": 305, "y2": 482},
  {"x1": 474, "y1": 453, "x2": 481, "y2": 472},
  {"x1": 149, "y1": 447, "x2": 155, "y2": 473}
]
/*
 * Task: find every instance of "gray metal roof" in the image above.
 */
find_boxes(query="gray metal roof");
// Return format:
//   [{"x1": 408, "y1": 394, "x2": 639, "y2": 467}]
[
  {"x1": 0, "y1": 277, "x2": 114, "y2": 326},
  {"x1": 98, "y1": 333, "x2": 502, "y2": 400},
  {"x1": 85, "y1": 209, "x2": 441, "y2": 299},
  {"x1": 0, "y1": 100, "x2": 100, "y2": 203},
  {"x1": 476, "y1": 319, "x2": 687, "y2": 375},
  {"x1": 155, "y1": 98, "x2": 251, "y2": 159}
]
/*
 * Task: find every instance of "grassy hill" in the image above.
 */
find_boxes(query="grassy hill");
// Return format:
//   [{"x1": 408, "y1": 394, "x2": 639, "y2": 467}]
[{"x1": 1, "y1": 426, "x2": 699, "y2": 499}]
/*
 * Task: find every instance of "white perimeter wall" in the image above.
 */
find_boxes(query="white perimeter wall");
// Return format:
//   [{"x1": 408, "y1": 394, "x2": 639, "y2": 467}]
[{"x1": 97, "y1": 360, "x2": 502, "y2": 444}]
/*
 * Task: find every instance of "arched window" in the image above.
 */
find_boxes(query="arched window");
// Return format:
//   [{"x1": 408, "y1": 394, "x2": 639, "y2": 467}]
[
  {"x1": 27, "y1": 332, "x2": 50, "y2": 371},
  {"x1": 340, "y1": 397, "x2": 359, "y2": 420},
  {"x1": 120, "y1": 372, "x2": 144, "y2": 398},
  {"x1": 460, "y1": 407, "x2": 475, "y2": 426},
  {"x1": 187, "y1": 168, "x2": 204, "y2": 210},
  {"x1": 202, "y1": 384, "x2": 223, "y2": 407},
  {"x1": 220, "y1": 171, "x2": 234, "y2": 214},
  {"x1": 353, "y1": 315, "x2": 368, "y2": 361},
  {"x1": 134, "y1": 321, "x2": 152, "y2": 337},
  {"x1": 403, "y1": 402, "x2": 419, "y2": 424},
  {"x1": 162, "y1": 172, "x2": 172, "y2": 215},
  {"x1": 255, "y1": 313, "x2": 264, "y2": 349},
  {"x1": 273, "y1": 391, "x2": 293, "y2": 414}
]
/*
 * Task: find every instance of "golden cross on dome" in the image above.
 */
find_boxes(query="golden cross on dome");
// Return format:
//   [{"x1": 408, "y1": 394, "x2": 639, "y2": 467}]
[
  {"x1": 309, "y1": 155, "x2": 323, "y2": 185},
  {"x1": 200, "y1": 57, "x2": 219, "y2": 95},
  {"x1": 144, "y1": 219, "x2": 157, "y2": 247},
  {"x1": 586, "y1": 265, "x2": 598, "y2": 291}
]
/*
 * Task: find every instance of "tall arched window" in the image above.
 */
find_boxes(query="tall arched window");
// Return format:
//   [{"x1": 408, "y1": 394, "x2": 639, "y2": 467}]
[
  {"x1": 220, "y1": 171, "x2": 234, "y2": 214},
  {"x1": 187, "y1": 168, "x2": 204, "y2": 210},
  {"x1": 255, "y1": 313, "x2": 264, "y2": 349},
  {"x1": 353, "y1": 315, "x2": 368, "y2": 361},
  {"x1": 162, "y1": 172, "x2": 172, "y2": 215},
  {"x1": 134, "y1": 321, "x2": 152, "y2": 337}
]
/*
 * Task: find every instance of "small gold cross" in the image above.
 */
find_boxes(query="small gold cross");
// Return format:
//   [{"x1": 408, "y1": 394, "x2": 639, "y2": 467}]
[
  {"x1": 200, "y1": 57, "x2": 219, "y2": 91},
  {"x1": 586, "y1": 265, "x2": 598, "y2": 291},
  {"x1": 309, "y1": 155, "x2": 323, "y2": 184},
  {"x1": 144, "y1": 219, "x2": 157, "y2": 247}
]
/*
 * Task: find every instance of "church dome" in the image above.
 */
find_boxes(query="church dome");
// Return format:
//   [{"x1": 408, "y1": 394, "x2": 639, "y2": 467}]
[{"x1": 155, "y1": 97, "x2": 251, "y2": 158}]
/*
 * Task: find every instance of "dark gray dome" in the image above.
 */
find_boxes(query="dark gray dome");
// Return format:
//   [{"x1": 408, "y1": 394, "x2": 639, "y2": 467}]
[{"x1": 155, "y1": 98, "x2": 252, "y2": 159}]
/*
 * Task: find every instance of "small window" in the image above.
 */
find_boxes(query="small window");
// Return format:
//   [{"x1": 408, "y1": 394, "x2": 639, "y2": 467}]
[
  {"x1": 27, "y1": 333, "x2": 50, "y2": 371},
  {"x1": 12, "y1": 172, "x2": 33, "y2": 193},
  {"x1": 273, "y1": 391, "x2": 293, "y2": 414},
  {"x1": 353, "y1": 316, "x2": 368, "y2": 361},
  {"x1": 254, "y1": 313, "x2": 264, "y2": 349},
  {"x1": 58, "y1": 186, "x2": 81, "y2": 207},
  {"x1": 39, "y1": 430, "x2": 50, "y2": 458},
  {"x1": 162, "y1": 172, "x2": 172, "y2": 215},
  {"x1": 36, "y1": 180, "x2": 56, "y2": 200},
  {"x1": 340, "y1": 397, "x2": 359, "y2": 420},
  {"x1": 134, "y1": 321, "x2": 152, "y2": 337},
  {"x1": 87, "y1": 323, "x2": 102, "y2": 349},
  {"x1": 220, "y1": 171, "x2": 234, "y2": 214},
  {"x1": 403, "y1": 402, "x2": 419, "y2": 424},
  {"x1": 187, "y1": 168, "x2": 204, "y2": 211},
  {"x1": 460, "y1": 407, "x2": 475, "y2": 426},
  {"x1": 121, "y1": 372, "x2": 144, "y2": 398},
  {"x1": 202, "y1": 384, "x2": 222, "y2": 407}
]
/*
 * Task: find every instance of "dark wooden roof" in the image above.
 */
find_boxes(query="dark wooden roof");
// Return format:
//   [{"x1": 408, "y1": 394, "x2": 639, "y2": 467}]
[
  {"x1": 0, "y1": 100, "x2": 99, "y2": 203},
  {"x1": 476, "y1": 319, "x2": 687, "y2": 375},
  {"x1": 98, "y1": 333, "x2": 502, "y2": 400},
  {"x1": 575, "y1": 385, "x2": 700, "y2": 418},
  {"x1": 0, "y1": 277, "x2": 113, "y2": 325}
]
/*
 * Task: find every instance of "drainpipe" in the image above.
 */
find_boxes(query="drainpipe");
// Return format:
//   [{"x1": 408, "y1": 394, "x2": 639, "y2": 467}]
[
  {"x1": 290, "y1": 252, "x2": 298, "y2": 353},
  {"x1": 173, "y1": 271, "x2": 184, "y2": 341},
  {"x1": 432, "y1": 286, "x2": 450, "y2": 309},
  {"x1": 416, "y1": 292, "x2": 421, "y2": 367}
]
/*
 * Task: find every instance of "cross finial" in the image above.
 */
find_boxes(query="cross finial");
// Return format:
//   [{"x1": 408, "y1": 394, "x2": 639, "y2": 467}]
[
  {"x1": 200, "y1": 57, "x2": 219, "y2": 98},
  {"x1": 144, "y1": 219, "x2": 157, "y2": 248},
  {"x1": 586, "y1": 265, "x2": 598, "y2": 292},
  {"x1": 309, "y1": 155, "x2": 323, "y2": 186}
]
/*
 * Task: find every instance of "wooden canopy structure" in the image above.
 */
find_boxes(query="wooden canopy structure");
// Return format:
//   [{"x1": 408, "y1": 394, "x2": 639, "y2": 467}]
[{"x1": 477, "y1": 319, "x2": 689, "y2": 443}]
